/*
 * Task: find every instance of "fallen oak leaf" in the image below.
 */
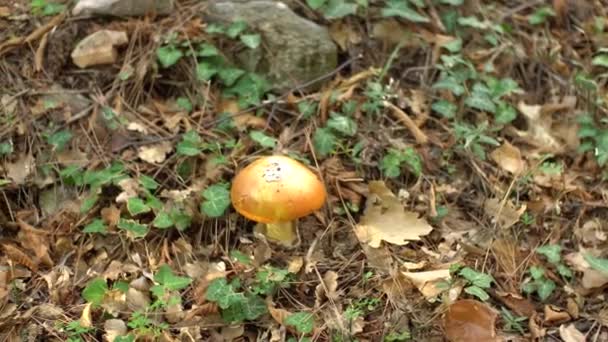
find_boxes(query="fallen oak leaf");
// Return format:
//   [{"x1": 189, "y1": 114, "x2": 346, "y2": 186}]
[
  {"x1": 490, "y1": 141, "x2": 525, "y2": 174},
  {"x1": 137, "y1": 141, "x2": 173, "y2": 164},
  {"x1": 355, "y1": 181, "x2": 433, "y2": 248},
  {"x1": 402, "y1": 269, "x2": 451, "y2": 299}
]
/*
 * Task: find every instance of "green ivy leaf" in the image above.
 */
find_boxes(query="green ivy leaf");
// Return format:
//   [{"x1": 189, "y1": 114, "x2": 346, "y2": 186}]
[
  {"x1": 583, "y1": 254, "x2": 608, "y2": 274},
  {"x1": 494, "y1": 102, "x2": 517, "y2": 124},
  {"x1": 83, "y1": 219, "x2": 107, "y2": 234},
  {"x1": 240, "y1": 34, "x2": 261, "y2": 49},
  {"x1": 285, "y1": 312, "x2": 315, "y2": 334},
  {"x1": 117, "y1": 218, "x2": 149, "y2": 238},
  {"x1": 528, "y1": 6, "x2": 555, "y2": 25},
  {"x1": 432, "y1": 76, "x2": 465, "y2": 96},
  {"x1": 156, "y1": 45, "x2": 183, "y2": 68},
  {"x1": 0, "y1": 142, "x2": 14, "y2": 156},
  {"x1": 139, "y1": 175, "x2": 159, "y2": 190},
  {"x1": 242, "y1": 294, "x2": 268, "y2": 320},
  {"x1": 206, "y1": 278, "x2": 245, "y2": 309},
  {"x1": 224, "y1": 73, "x2": 271, "y2": 108},
  {"x1": 153, "y1": 212, "x2": 174, "y2": 229},
  {"x1": 155, "y1": 264, "x2": 192, "y2": 291},
  {"x1": 197, "y1": 43, "x2": 220, "y2": 57},
  {"x1": 431, "y1": 100, "x2": 457, "y2": 118},
  {"x1": 323, "y1": 0, "x2": 358, "y2": 19},
  {"x1": 176, "y1": 97, "x2": 193, "y2": 113},
  {"x1": 82, "y1": 278, "x2": 108, "y2": 306},
  {"x1": 327, "y1": 113, "x2": 357, "y2": 136},
  {"x1": 47, "y1": 130, "x2": 72, "y2": 151},
  {"x1": 592, "y1": 54, "x2": 608, "y2": 68},
  {"x1": 536, "y1": 278, "x2": 556, "y2": 301},
  {"x1": 439, "y1": 0, "x2": 463, "y2": 5},
  {"x1": 80, "y1": 193, "x2": 99, "y2": 214},
  {"x1": 196, "y1": 61, "x2": 220, "y2": 81},
  {"x1": 464, "y1": 285, "x2": 490, "y2": 301},
  {"x1": 176, "y1": 130, "x2": 202, "y2": 156},
  {"x1": 200, "y1": 183, "x2": 231, "y2": 217},
  {"x1": 307, "y1": 0, "x2": 326, "y2": 9},
  {"x1": 380, "y1": 151, "x2": 403, "y2": 178},
  {"x1": 249, "y1": 130, "x2": 277, "y2": 148},
  {"x1": 459, "y1": 267, "x2": 493, "y2": 288},
  {"x1": 536, "y1": 244, "x2": 562, "y2": 264},
  {"x1": 313, "y1": 127, "x2": 337, "y2": 157},
  {"x1": 381, "y1": 0, "x2": 429, "y2": 23},
  {"x1": 226, "y1": 20, "x2": 248, "y2": 38},
  {"x1": 127, "y1": 197, "x2": 151, "y2": 216},
  {"x1": 218, "y1": 67, "x2": 246, "y2": 87},
  {"x1": 171, "y1": 208, "x2": 192, "y2": 230},
  {"x1": 465, "y1": 91, "x2": 496, "y2": 113}
]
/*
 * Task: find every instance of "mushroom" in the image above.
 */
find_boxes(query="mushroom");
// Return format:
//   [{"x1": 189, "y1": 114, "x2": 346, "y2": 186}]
[{"x1": 230, "y1": 155, "x2": 327, "y2": 247}]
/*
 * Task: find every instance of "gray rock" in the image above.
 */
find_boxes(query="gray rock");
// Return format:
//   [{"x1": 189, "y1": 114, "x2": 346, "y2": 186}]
[
  {"x1": 204, "y1": 0, "x2": 338, "y2": 92},
  {"x1": 73, "y1": 0, "x2": 173, "y2": 17}
]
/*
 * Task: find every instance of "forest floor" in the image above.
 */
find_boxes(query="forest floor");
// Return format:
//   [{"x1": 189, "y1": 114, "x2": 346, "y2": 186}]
[{"x1": 1, "y1": 1, "x2": 608, "y2": 341}]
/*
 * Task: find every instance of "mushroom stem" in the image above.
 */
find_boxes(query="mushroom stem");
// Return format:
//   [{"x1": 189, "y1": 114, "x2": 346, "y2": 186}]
[{"x1": 256, "y1": 220, "x2": 297, "y2": 247}]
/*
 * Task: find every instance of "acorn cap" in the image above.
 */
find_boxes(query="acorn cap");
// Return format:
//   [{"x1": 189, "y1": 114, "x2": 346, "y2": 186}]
[{"x1": 230, "y1": 155, "x2": 326, "y2": 223}]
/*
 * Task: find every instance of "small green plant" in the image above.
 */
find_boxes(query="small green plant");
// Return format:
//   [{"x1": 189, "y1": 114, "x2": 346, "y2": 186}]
[
  {"x1": 380, "y1": 147, "x2": 423, "y2": 178},
  {"x1": 344, "y1": 297, "x2": 380, "y2": 321},
  {"x1": 128, "y1": 311, "x2": 169, "y2": 338},
  {"x1": 306, "y1": 0, "x2": 362, "y2": 19},
  {"x1": 577, "y1": 114, "x2": 608, "y2": 166},
  {"x1": 285, "y1": 312, "x2": 315, "y2": 334},
  {"x1": 384, "y1": 330, "x2": 412, "y2": 341},
  {"x1": 58, "y1": 321, "x2": 94, "y2": 342},
  {"x1": 528, "y1": 6, "x2": 555, "y2": 25},
  {"x1": 450, "y1": 264, "x2": 494, "y2": 301},
  {"x1": 520, "y1": 211, "x2": 535, "y2": 225},
  {"x1": 453, "y1": 121, "x2": 500, "y2": 160},
  {"x1": 521, "y1": 265, "x2": 556, "y2": 301},
  {"x1": 205, "y1": 265, "x2": 292, "y2": 324},
  {"x1": 150, "y1": 264, "x2": 193, "y2": 308},
  {"x1": 501, "y1": 307, "x2": 527, "y2": 335},
  {"x1": 30, "y1": 0, "x2": 66, "y2": 16},
  {"x1": 0, "y1": 141, "x2": 13, "y2": 156},
  {"x1": 536, "y1": 244, "x2": 573, "y2": 279},
  {"x1": 200, "y1": 182, "x2": 231, "y2": 218},
  {"x1": 313, "y1": 112, "x2": 358, "y2": 157}
]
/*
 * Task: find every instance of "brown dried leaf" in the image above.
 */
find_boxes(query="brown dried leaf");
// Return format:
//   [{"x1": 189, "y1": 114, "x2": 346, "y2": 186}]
[
  {"x1": 443, "y1": 299, "x2": 499, "y2": 342},
  {"x1": 402, "y1": 269, "x2": 451, "y2": 299},
  {"x1": 268, "y1": 305, "x2": 292, "y2": 328},
  {"x1": 355, "y1": 181, "x2": 433, "y2": 248},
  {"x1": 315, "y1": 271, "x2": 338, "y2": 308},
  {"x1": 495, "y1": 291, "x2": 536, "y2": 317},
  {"x1": 329, "y1": 20, "x2": 361, "y2": 50},
  {"x1": 483, "y1": 198, "x2": 526, "y2": 230},
  {"x1": 221, "y1": 325, "x2": 244, "y2": 340},
  {"x1": 490, "y1": 141, "x2": 525, "y2": 174},
  {"x1": 17, "y1": 220, "x2": 53, "y2": 267},
  {"x1": 559, "y1": 324, "x2": 586, "y2": 342},
  {"x1": 104, "y1": 319, "x2": 127, "y2": 342},
  {"x1": 137, "y1": 141, "x2": 172, "y2": 164},
  {"x1": 544, "y1": 305, "x2": 571, "y2": 325},
  {"x1": 101, "y1": 205, "x2": 120, "y2": 227},
  {"x1": 3, "y1": 153, "x2": 35, "y2": 185},
  {"x1": 514, "y1": 101, "x2": 563, "y2": 153},
  {"x1": 287, "y1": 256, "x2": 304, "y2": 274},
  {"x1": 2, "y1": 244, "x2": 37, "y2": 271}
]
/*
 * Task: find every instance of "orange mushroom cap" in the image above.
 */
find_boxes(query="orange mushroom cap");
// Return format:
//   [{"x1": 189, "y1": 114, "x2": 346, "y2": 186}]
[{"x1": 230, "y1": 155, "x2": 327, "y2": 223}]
